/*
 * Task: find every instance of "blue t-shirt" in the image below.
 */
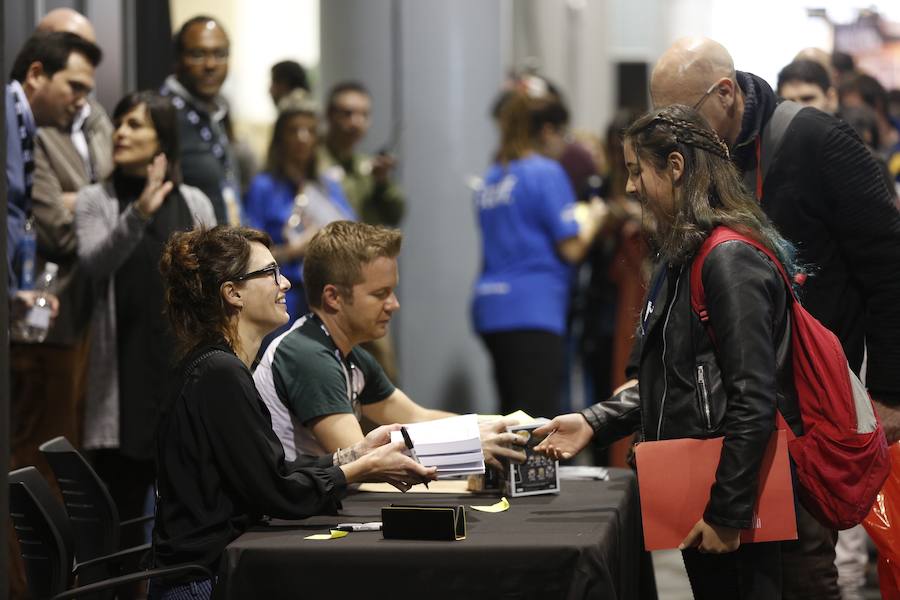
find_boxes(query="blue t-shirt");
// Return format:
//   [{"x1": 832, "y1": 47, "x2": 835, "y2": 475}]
[
  {"x1": 472, "y1": 155, "x2": 580, "y2": 335},
  {"x1": 243, "y1": 173, "x2": 355, "y2": 319}
]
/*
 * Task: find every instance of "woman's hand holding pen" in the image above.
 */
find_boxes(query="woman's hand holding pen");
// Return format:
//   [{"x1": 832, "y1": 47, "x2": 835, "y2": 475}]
[
  {"x1": 532, "y1": 414, "x2": 594, "y2": 460},
  {"x1": 341, "y1": 424, "x2": 437, "y2": 492},
  {"x1": 348, "y1": 440, "x2": 437, "y2": 492}
]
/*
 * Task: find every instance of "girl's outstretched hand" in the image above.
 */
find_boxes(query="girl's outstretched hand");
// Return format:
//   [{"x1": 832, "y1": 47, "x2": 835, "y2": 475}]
[{"x1": 532, "y1": 414, "x2": 594, "y2": 460}]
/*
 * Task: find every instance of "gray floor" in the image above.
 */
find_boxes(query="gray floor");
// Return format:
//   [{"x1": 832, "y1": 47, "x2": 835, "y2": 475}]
[{"x1": 652, "y1": 550, "x2": 694, "y2": 600}]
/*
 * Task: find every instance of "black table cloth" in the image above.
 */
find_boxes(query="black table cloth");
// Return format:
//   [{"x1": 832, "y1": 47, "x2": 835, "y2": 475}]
[{"x1": 217, "y1": 469, "x2": 657, "y2": 600}]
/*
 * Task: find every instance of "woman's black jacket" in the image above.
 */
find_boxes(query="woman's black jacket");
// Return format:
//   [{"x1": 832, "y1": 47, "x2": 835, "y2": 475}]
[{"x1": 581, "y1": 240, "x2": 803, "y2": 529}]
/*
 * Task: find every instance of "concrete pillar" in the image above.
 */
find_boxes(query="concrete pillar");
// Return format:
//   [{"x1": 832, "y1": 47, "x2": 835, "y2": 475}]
[{"x1": 320, "y1": 0, "x2": 507, "y2": 413}]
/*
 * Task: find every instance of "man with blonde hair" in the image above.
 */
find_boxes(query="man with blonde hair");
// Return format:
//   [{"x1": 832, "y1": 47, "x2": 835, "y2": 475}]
[{"x1": 254, "y1": 221, "x2": 526, "y2": 471}]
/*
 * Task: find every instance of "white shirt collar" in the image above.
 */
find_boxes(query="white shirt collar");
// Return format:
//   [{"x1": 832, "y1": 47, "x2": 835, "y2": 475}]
[{"x1": 72, "y1": 101, "x2": 92, "y2": 133}]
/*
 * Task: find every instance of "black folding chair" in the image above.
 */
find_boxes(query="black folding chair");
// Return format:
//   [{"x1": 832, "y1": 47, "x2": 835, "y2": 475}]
[
  {"x1": 39, "y1": 436, "x2": 153, "y2": 564},
  {"x1": 9, "y1": 466, "x2": 211, "y2": 600}
]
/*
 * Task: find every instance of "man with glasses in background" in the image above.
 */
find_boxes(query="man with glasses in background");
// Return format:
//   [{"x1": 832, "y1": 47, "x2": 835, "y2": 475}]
[
  {"x1": 319, "y1": 81, "x2": 406, "y2": 382},
  {"x1": 162, "y1": 16, "x2": 242, "y2": 226}
]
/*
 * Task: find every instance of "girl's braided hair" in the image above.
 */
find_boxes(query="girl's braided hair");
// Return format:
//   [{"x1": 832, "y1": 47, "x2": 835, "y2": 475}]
[
  {"x1": 648, "y1": 114, "x2": 731, "y2": 161},
  {"x1": 624, "y1": 104, "x2": 796, "y2": 272}
]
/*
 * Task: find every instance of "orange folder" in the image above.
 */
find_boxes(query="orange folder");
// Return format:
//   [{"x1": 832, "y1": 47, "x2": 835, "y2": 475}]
[{"x1": 634, "y1": 429, "x2": 797, "y2": 551}]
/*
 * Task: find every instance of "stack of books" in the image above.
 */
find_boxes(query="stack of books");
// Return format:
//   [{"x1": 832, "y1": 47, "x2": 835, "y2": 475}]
[{"x1": 390, "y1": 414, "x2": 484, "y2": 478}]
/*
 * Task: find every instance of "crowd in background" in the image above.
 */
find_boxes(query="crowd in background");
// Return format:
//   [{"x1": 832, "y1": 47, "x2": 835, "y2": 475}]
[{"x1": 6, "y1": 6, "x2": 900, "y2": 600}]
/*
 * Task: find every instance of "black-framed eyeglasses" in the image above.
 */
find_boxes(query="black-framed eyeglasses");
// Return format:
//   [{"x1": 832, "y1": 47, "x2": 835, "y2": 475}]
[
  {"x1": 693, "y1": 81, "x2": 719, "y2": 111},
  {"x1": 231, "y1": 264, "x2": 282, "y2": 285}
]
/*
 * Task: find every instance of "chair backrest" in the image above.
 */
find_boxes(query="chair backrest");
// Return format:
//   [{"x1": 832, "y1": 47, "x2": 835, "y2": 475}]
[
  {"x1": 39, "y1": 436, "x2": 121, "y2": 561},
  {"x1": 9, "y1": 466, "x2": 75, "y2": 599}
]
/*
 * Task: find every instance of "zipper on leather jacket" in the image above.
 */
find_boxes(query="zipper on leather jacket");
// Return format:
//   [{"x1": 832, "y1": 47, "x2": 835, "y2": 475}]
[
  {"x1": 696, "y1": 364, "x2": 712, "y2": 430},
  {"x1": 656, "y1": 268, "x2": 681, "y2": 440}
]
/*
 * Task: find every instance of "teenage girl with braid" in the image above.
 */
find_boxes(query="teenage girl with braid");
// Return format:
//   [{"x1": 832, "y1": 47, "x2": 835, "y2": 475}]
[{"x1": 535, "y1": 104, "x2": 804, "y2": 599}]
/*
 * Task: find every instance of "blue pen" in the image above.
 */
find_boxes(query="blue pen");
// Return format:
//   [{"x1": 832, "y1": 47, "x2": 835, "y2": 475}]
[{"x1": 400, "y1": 426, "x2": 430, "y2": 489}]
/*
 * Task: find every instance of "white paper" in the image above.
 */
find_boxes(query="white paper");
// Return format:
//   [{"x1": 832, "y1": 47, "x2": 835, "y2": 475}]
[{"x1": 391, "y1": 414, "x2": 485, "y2": 477}]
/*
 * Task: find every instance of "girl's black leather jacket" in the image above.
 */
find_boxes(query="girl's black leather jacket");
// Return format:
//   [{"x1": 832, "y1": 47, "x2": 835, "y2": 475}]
[{"x1": 581, "y1": 240, "x2": 803, "y2": 529}]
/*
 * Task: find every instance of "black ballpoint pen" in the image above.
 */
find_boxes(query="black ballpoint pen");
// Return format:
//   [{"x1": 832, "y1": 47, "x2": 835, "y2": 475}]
[{"x1": 400, "y1": 426, "x2": 429, "y2": 489}]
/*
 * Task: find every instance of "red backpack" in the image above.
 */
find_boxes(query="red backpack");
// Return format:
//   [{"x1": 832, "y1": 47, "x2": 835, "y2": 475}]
[{"x1": 690, "y1": 226, "x2": 891, "y2": 530}]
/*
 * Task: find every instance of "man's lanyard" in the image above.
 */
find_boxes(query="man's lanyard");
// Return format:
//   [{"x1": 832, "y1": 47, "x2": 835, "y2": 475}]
[
  {"x1": 309, "y1": 313, "x2": 362, "y2": 416},
  {"x1": 12, "y1": 88, "x2": 35, "y2": 208}
]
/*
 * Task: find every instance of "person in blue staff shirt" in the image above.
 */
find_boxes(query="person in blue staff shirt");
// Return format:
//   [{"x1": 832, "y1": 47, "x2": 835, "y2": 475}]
[
  {"x1": 244, "y1": 93, "x2": 356, "y2": 327},
  {"x1": 472, "y1": 83, "x2": 606, "y2": 419}
]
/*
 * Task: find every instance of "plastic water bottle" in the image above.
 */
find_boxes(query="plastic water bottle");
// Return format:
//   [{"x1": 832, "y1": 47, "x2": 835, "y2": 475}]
[
  {"x1": 19, "y1": 217, "x2": 37, "y2": 290},
  {"x1": 12, "y1": 262, "x2": 58, "y2": 343},
  {"x1": 283, "y1": 192, "x2": 310, "y2": 243}
]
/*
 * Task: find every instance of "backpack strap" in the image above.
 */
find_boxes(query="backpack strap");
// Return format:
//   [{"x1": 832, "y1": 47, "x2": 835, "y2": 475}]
[
  {"x1": 690, "y1": 226, "x2": 797, "y2": 439},
  {"x1": 742, "y1": 101, "x2": 804, "y2": 200},
  {"x1": 690, "y1": 226, "x2": 794, "y2": 323}
]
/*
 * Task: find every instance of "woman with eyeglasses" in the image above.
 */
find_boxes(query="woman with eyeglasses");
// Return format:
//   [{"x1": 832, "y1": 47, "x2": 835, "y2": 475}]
[
  {"x1": 150, "y1": 226, "x2": 435, "y2": 599},
  {"x1": 75, "y1": 90, "x2": 216, "y2": 555},
  {"x1": 244, "y1": 92, "x2": 356, "y2": 326}
]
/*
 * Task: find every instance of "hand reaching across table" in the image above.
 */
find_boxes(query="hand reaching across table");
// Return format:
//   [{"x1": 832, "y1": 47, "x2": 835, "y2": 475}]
[
  {"x1": 532, "y1": 414, "x2": 594, "y2": 461},
  {"x1": 479, "y1": 418, "x2": 528, "y2": 471}
]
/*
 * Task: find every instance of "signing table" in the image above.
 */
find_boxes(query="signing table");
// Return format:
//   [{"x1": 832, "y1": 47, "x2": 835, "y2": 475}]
[{"x1": 217, "y1": 469, "x2": 656, "y2": 600}]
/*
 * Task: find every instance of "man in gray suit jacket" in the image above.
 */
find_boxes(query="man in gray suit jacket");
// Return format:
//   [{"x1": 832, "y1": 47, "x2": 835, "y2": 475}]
[
  {"x1": 6, "y1": 15, "x2": 103, "y2": 598},
  {"x1": 18, "y1": 9, "x2": 115, "y2": 455},
  {"x1": 11, "y1": 6, "x2": 113, "y2": 473}
]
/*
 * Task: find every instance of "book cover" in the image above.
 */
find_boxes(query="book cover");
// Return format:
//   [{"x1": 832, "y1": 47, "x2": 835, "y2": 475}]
[{"x1": 508, "y1": 422, "x2": 560, "y2": 497}]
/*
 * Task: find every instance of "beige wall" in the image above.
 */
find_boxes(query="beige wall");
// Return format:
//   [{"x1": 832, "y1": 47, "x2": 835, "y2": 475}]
[{"x1": 169, "y1": 0, "x2": 320, "y2": 162}]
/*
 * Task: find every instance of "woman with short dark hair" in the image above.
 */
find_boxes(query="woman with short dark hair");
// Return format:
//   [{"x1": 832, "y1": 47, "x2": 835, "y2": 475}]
[
  {"x1": 151, "y1": 226, "x2": 434, "y2": 599},
  {"x1": 75, "y1": 90, "x2": 216, "y2": 557}
]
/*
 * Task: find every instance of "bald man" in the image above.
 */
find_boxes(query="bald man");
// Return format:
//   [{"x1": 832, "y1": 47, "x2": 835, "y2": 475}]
[
  {"x1": 37, "y1": 7, "x2": 96, "y2": 40},
  {"x1": 651, "y1": 37, "x2": 900, "y2": 600}
]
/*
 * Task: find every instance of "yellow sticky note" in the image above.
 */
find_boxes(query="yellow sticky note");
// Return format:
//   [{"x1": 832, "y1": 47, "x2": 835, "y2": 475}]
[
  {"x1": 304, "y1": 530, "x2": 349, "y2": 540},
  {"x1": 471, "y1": 497, "x2": 510, "y2": 513}
]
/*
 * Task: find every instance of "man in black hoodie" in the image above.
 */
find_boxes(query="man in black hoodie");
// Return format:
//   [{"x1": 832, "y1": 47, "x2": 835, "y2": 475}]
[{"x1": 651, "y1": 37, "x2": 900, "y2": 600}]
